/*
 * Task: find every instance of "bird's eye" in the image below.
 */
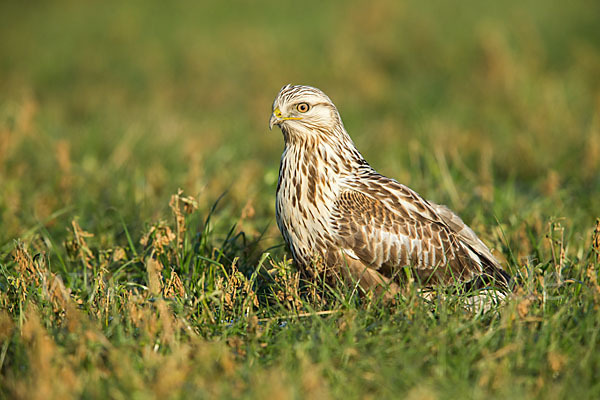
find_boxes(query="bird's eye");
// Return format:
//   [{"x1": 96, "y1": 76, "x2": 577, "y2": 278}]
[{"x1": 296, "y1": 103, "x2": 310, "y2": 113}]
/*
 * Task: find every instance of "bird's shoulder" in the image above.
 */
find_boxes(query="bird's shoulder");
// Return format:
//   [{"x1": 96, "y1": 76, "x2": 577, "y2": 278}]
[{"x1": 338, "y1": 169, "x2": 443, "y2": 224}]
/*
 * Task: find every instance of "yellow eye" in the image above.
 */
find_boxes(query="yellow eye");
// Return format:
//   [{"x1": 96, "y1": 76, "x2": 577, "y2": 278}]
[{"x1": 296, "y1": 102, "x2": 310, "y2": 113}]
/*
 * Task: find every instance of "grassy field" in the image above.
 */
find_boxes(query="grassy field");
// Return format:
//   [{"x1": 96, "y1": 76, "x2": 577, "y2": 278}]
[{"x1": 1, "y1": 0, "x2": 600, "y2": 398}]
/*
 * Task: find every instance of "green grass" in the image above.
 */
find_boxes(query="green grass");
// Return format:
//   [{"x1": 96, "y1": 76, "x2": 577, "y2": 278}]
[{"x1": 1, "y1": 0, "x2": 600, "y2": 398}]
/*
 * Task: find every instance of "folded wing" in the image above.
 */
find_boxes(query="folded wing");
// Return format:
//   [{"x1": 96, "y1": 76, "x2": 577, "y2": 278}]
[{"x1": 331, "y1": 187, "x2": 506, "y2": 287}]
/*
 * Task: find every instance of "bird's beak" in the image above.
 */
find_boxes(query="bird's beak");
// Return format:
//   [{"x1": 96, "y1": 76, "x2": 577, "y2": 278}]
[{"x1": 269, "y1": 107, "x2": 283, "y2": 130}]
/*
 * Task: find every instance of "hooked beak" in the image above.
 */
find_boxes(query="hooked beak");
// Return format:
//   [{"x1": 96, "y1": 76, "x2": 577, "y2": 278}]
[
  {"x1": 269, "y1": 107, "x2": 283, "y2": 130},
  {"x1": 269, "y1": 107, "x2": 302, "y2": 130}
]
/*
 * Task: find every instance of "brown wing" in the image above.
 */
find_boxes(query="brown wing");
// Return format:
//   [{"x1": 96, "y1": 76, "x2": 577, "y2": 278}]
[
  {"x1": 331, "y1": 189, "x2": 490, "y2": 285},
  {"x1": 430, "y1": 203, "x2": 506, "y2": 276}
]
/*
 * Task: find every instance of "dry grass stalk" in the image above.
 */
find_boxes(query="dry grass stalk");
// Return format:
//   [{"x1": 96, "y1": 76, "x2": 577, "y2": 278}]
[
  {"x1": 69, "y1": 220, "x2": 95, "y2": 271},
  {"x1": 169, "y1": 188, "x2": 198, "y2": 250},
  {"x1": 216, "y1": 259, "x2": 259, "y2": 316},
  {"x1": 586, "y1": 219, "x2": 600, "y2": 302},
  {"x1": 146, "y1": 257, "x2": 164, "y2": 296},
  {"x1": 268, "y1": 258, "x2": 303, "y2": 311},
  {"x1": 140, "y1": 222, "x2": 176, "y2": 255}
]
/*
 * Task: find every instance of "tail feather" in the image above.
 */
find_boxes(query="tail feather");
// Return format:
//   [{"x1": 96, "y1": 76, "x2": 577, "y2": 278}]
[{"x1": 432, "y1": 203, "x2": 512, "y2": 291}]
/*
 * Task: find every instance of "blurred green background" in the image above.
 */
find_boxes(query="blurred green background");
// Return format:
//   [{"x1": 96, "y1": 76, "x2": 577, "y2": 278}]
[
  {"x1": 1, "y1": 0, "x2": 599, "y2": 261},
  {"x1": 2, "y1": 1, "x2": 600, "y2": 398}
]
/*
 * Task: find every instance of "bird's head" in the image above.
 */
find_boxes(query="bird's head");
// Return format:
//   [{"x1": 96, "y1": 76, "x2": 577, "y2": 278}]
[{"x1": 269, "y1": 84, "x2": 345, "y2": 143}]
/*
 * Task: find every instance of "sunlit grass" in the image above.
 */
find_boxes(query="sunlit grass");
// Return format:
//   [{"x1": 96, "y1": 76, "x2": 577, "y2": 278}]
[{"x1": 1, "y1": 0, "x2": 599, "y2": 398}]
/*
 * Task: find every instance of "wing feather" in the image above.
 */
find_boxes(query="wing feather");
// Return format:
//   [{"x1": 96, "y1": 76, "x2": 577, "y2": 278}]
[{"x1": 331, "y1": 187, "x2": 503, "y2": 286}]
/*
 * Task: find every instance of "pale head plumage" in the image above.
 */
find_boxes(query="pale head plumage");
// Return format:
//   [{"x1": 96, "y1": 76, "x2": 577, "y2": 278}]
[
  {"x1": 269, "y1": 84, "x2": 336, "y2": 131},
  {"x1": 270, "y1": 84, "x2": 510, "y2": 298},
  {"x1": 269, "y1": 85, "x2": 353, "y2": 147}
]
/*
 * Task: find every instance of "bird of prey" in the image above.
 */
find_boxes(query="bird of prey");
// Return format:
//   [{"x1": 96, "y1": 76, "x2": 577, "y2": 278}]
[{"x1": 269, "y1": 84, "x2": 509, "y2": 299}]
